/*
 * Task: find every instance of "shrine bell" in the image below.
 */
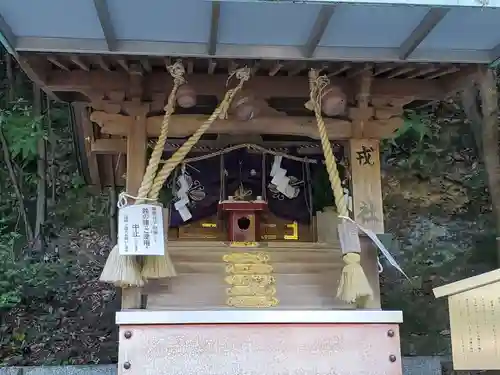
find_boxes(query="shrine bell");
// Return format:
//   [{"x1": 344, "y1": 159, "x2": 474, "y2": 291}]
[{"x1": 219, "y1": 199, "x2": 267, "y2": 242}]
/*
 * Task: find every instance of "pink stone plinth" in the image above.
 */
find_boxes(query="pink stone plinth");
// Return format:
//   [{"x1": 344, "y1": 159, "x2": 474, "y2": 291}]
[{"x1": 118, "y1": 323, "x2": 402, "y2": 375}]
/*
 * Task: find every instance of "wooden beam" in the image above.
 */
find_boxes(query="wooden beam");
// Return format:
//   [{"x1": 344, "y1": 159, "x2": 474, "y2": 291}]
[
  {"x1": 18, "y1": 56, "x2": 60, "y2": 101},
  {"x1": 91, "y1": 138, "x2": 127, "y2": 154},
  {"x1": 71, "y1": 55, "x2": 90, "y2": 71},
  {"x1": 208, "y1": 59, "x2": 217, "y2": 74},
  {"x1": 269, "y1": 61, "x2": 283, "y2": 76},
  {"x1": 426, "y1": 65, "x2": 459, "y2": 80},
  {"x1": 91, "y1": 138, "x2": 337, "y2": 155},
  {"x1": 386, "y1": 66, "x2": 414, "y2": 79},
  {"x1": 352, "y1": 67, "x2": 373, "y2": 137},
  {"x1": 90, "y1": 111, "x2": 402, "y2": 140},
  {"x1": 303, "y1": 5, "x2": 335, "y2": 58},
  {"x1": 46, "y1": 70, "x2": 446, "y2": 101},
  {"x1": 140, "y1": 58, "x2": 152, "y2": 73},
  {"x1": 208, "y1": 1, "x2": 220, "y2": 56},
  {"x1": 0, "y1": 11, "x2": 16, "y2": 56},
  {"x1": 47, "y1": 56, "x2": 69, "y2": 71},
  {"x1": 96, "y1": 55, "x2": 111, "y2": 71},
  {"x1": 399, "y1": 8, "x2": 449, "y2": 60},
  {"x1": 93, "y1": 0, "x2": 117, "y2": 51},
  {"x1": 440, "y1": 65, "x2": 481, "y2": 95},
  {"x1": 406, "y1": 64, "x2": 438, "y2": 79},
  {"x1": 116, "y1": 58, "x2": 130, "y2": 73}
]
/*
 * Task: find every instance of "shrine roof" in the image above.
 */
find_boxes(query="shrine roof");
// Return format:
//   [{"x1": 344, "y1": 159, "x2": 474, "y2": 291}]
[{"x1": 0, "y1": 0, "x2": 499, "y2": 64}]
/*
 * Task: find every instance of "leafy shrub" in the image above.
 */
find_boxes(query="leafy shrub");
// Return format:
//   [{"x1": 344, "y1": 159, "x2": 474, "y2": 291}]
[{"x1": 0, "y1": 233, "x2": 74, "y2": 310}]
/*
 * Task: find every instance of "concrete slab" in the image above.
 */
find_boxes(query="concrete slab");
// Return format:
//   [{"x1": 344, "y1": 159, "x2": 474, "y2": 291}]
[
  {"x1": 1, "y1": 357, "x2": 443, "y2": 375},
  {"x1": 403, "y1": 356, "x2": 443, "y2": 375}
]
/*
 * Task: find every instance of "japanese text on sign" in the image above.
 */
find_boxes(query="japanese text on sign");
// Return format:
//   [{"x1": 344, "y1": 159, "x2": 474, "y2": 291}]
[{"x1": 118, "y1": 204, "x2": 165, "y2": 256}]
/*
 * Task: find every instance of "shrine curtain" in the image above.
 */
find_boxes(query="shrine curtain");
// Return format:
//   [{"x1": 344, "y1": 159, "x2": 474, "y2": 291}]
[{"x1": 167, "y1": 149, "x2": 319, "y2": 227}]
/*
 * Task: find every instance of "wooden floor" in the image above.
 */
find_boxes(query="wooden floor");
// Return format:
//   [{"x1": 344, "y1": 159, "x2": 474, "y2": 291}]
[{"x1": 144, "y1": 241, "x2": 376, "y2": 310}]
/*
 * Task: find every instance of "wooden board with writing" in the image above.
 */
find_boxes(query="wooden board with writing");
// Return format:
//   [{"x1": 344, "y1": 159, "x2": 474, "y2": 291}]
[
  {"x1": 177, "y1": 215, "x2": 227, "y2": 241},
  {"x1": 259, "y1": 212, "x2": 313, "y2": 242},
  {"x1": 348, "y1": 139, "x2": 384, "y2": 234}
]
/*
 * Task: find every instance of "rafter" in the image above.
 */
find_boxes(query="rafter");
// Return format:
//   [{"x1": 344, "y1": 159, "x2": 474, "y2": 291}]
[
  {"x1": 46, "y1": 70, "x2": 447, "y2": 101},
  {"x1": 93, "y1": 0, "x2": 117, "y2": 51}
]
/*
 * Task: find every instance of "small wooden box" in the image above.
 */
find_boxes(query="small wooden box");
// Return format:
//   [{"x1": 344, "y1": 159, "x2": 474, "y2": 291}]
[
  {"x1": 219, "y1": 201, "x2": 267, "y2": 242},
  {"x1": 434, "y1": 269, "x2": 500, "y2": 370}
]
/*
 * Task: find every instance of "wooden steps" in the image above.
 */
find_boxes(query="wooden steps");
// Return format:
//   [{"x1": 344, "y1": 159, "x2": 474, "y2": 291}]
[{"x1": 145, "y1": 241, "x2": 352, "y2": 310}]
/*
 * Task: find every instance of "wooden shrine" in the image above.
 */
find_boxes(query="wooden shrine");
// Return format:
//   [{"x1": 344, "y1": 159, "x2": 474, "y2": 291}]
[
  {"x1": 3, "y1": 0, "x2": 500, "y2": 373},
  {"x1": 433, "y1": 269, "x2": 500, "y2": 371}
]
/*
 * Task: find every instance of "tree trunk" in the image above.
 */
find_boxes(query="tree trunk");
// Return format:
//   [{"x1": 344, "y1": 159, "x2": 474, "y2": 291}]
[
  {"x1": 478, "y1": 69, "x2": 500, "y2": 265},
  {"x1": 5, "y1": 52, "x2": 14, "y2": 104},
  {"x1": 460, "y1": 84, "x2": 483, "y2": 156},
  {"x1": 0, "y1": 126, "x2": 34, "y2": 244},
  {"x1": 33, "y1": 84, "x2": 47, "y2": 254},
  {"x1": 106, "y1": 156, "x2": 118, "y2": 245}
]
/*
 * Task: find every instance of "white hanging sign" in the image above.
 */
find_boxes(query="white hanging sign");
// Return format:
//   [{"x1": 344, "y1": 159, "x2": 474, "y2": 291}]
[{"x1": 118, "y1": 204, "x2": 165, "y2": 256}]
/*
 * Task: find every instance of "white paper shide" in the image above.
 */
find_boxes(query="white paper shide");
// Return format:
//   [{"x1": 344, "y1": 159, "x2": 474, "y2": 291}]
[{"x1": 118, "y1": 204, "x2": 165, "y2": 256}]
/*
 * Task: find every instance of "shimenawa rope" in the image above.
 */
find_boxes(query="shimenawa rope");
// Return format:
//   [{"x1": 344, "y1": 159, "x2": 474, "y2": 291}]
[
  {"x1": 100, "y1": 64, "x2": 252, "y2": 287},
  {"x1": 308, "y1": 69, "x2": 373, "y2": 305},
  {"x1": 99, "y1": 61, "x2": 187, "y2": 286}
]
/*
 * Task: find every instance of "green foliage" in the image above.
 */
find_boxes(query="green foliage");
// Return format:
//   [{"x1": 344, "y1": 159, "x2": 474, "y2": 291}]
[
  {"x1": 0, "y1": 100, "x2": 45, "y2": 164},
  {"x1": 312, "y1": 165, "x2": 335, "y2": 212},
  {"x1": 382, "y1": 110, "x2": 443, "y2": 174},
  {"x1": 0, "y1": 233, "x2": 75, "y2": 310}
]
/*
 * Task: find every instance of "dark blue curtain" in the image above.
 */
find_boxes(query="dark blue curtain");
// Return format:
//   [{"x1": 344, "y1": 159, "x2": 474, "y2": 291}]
[
  {"x1": 166, "y1": 148, "x2": 342, "y2": 227},
  {"x1": 168, "y1": 156, "x2": 222, "y2": 227}
]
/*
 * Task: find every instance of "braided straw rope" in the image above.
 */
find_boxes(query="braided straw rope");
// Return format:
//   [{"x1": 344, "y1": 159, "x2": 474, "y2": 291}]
[
  {"x1": 136, "y1": 61, "x2": 186, "y2": 203},
  {"x1": 308, "y1": 71, "x2": 347, "y2": 217},
  {"x1": 100, "y1": 61, "x2": 186, "y2": 287},
  {"x1": 141, "y1": 67, "x2": 251, "y2": 280},
  {"x1": 147, "y1": 67, "x2": 252, "y2": 201},
  {"x1": 308, "y1": 69, "x2": 373, "y2": 305}
]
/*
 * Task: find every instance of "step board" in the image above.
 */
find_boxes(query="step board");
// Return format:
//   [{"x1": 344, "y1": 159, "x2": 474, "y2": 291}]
[
  {"x1": 146, "y1": 241, "x2": 353, "y2": 310},
  {"x1": 146, "y1": 273, "x2": 351, "y2": 310}
]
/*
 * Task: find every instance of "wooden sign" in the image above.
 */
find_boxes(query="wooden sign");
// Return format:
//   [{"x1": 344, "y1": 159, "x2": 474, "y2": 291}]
[
  {"x1": 118, "y1": 204, "x2": 165, "y2": 256},
  {"x1": 349, "y1": 139, "x2": 384, "y2": 233},
  {"x1": 434, "y1": 269, "x2": 500, "y2": 370}
]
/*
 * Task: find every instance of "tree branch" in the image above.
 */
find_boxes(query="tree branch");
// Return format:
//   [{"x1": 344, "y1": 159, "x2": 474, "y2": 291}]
[{"x1": 0, "y1": 125, "x2": 34, "y2": 243}]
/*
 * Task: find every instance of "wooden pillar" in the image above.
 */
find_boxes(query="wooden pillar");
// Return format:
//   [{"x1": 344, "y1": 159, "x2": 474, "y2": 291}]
[
  {"x1": 77, "y1": 103, "x2": 101, "y2": 188},
  {"x1": 348, "y1": 139, "x2": 384, "y2": 308},
  {"x1": 351, "y1": 67, "x2": 374, "y2": 138},
  {"x1": 121, "y1": 102, "x2": 149, "y2": 309}
]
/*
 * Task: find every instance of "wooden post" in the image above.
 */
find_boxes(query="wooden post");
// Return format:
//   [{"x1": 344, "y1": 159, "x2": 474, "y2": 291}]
[
  {"x1": 348, "y1": 139, "x2": 384, "y2": 308},
  {"x1": 121, "y1": 103, "x2": 149, "y2": 309},
  {"x1": 78, "y1": 103, "x2": 101, "y2": 188}
]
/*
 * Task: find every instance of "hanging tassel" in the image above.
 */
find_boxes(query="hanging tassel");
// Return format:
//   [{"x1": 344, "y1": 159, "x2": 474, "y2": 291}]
[
  {"x1": 99, "y1": 244, "x2": 144, "y2": 287},
  {"x1": 141, "y1": 208, "x2": 177, "y2": 279},
  {"x1": 336, "y1": 253, "x2": 372, "y2": 306},
  {"x1": 336, "y1": 218, "x2": 373, "y2": 305}
]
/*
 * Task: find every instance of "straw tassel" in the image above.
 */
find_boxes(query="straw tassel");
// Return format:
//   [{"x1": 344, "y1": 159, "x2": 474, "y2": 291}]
[
  {"x1": 336, "y1": 253, "x2": 372, "y2": 305},
  {"x1": 140, "y1": 208, "x2": 177, "y2": 279},
  {"x1": 99, "y1": 244, "x2": 144, "y2": 287}
]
